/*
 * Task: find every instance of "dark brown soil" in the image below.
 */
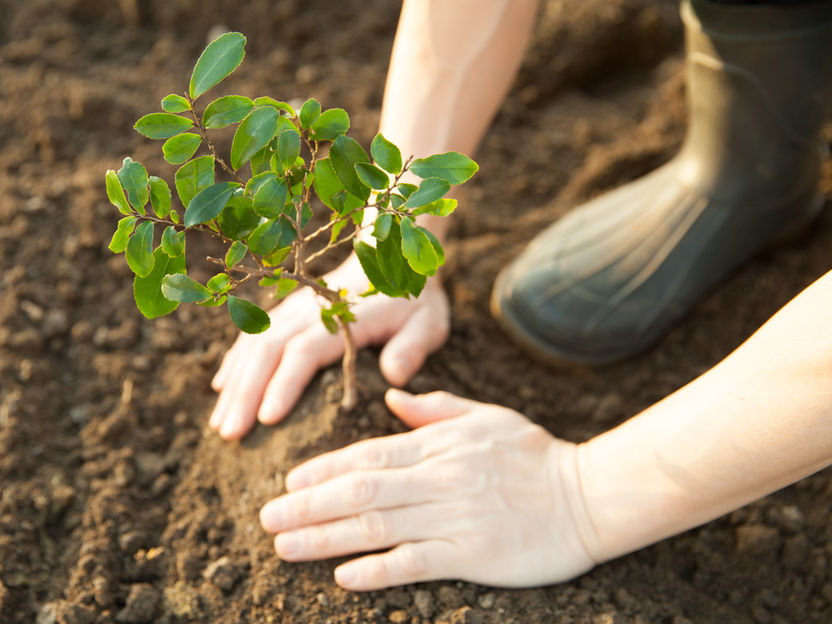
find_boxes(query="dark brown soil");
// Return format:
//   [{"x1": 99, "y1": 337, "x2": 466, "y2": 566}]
[{"x1": 2, "y1": 0, "x2": 832, "y2": 622}]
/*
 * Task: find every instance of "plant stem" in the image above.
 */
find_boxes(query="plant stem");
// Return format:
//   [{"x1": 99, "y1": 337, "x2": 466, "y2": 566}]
[{"x1": 339, "y1": 319, "x2": 358, "y2": 412}]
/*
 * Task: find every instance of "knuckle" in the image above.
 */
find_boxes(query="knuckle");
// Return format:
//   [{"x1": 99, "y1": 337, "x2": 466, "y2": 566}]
[
  {"x1": 366, "y1": 557, "x2": 390, "y2": 587},
  {"x1": 427, "y1": 390, "x2": 451, "y2": 403},
  {"x1": 308, "y1": 526, "x2": 329, "y2": 553},
  {"x1": 395, "y1": 543, "x2": 426, "y2": 577},
  {"x1": 284, "y1": 334, "x2": 314, "y2": 358},
  {"x1": 354, "y1": 442, "x2": 389, "y2": 470},
  {"x1": 358, "y1": 510, "x2": 390, "y2": 545},
  {"x1": 287, "y1": 494, "x2": 310, "y2": 524},
  {"x1": 347, "y1": 473, "x2": 377, "y2": 507}
]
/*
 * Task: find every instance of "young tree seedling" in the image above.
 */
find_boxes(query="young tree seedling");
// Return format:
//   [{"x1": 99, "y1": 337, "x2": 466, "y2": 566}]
[{"x1": 105, "y1": 32, "x2": 477, "y2": 411}]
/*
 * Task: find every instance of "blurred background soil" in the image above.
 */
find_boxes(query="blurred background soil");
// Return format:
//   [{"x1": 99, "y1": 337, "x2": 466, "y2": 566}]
[{"x1": 2, "y1": 0, "x2": 832, "y2": 622}]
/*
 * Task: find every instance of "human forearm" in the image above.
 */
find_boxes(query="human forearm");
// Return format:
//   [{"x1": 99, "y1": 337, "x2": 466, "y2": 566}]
[
  {"x1": 575, "y1": 270, "x2": 832, "y2": 563},
  {"x1": 377, "y1": 0, "x2": 539, "y2": 242}
]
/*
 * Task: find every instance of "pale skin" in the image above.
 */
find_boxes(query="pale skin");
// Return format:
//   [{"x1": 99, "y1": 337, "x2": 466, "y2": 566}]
[
  {"x1": 259, "y1": 269, "x2": 832, "y2": 590},
  {"x1": 212, "y1": 0, "x2": 832, "y2": 590},
  {"x1": 209, "y1": 0, "x2": 540, "y2": 439}
]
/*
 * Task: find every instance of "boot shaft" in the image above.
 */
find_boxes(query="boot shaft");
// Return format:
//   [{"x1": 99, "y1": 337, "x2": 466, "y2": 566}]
[{"x1": 679, "y1": 0, "x2": 832, "y2": 203}]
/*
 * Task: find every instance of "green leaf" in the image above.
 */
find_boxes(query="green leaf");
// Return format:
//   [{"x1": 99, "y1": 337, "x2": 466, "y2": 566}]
[
  {"x1": 161, "y1": 274, "x2": 212, "y2": 303},
  {"x1": 207, "y1": 273, "x2": 231, "y2": 293},
  {"x1": 162, "y1": 133, "x2": 202, "y2": 165},
  {"x1": 245, "y1": 171, "x2": 276, "y2": 196},
  {"x1": 353, "y1": 240, "x2": 400, "y2": 297},
  {"x1": 275, "y1": 115, "x2": 299, "y2": 135},
  {"x1": 148, "y1": 176, "x2": 172, "y2": 218},
  {"x1": 371, "y1": 133, "x2": 402, "y2": 174},
  {"x1": 170, "y1": 209, "x2": 180, "y2": 224},
  {"x1": 203, "y1": 95, "x2": 254, "y2": 129},
  {"x1": 400, "y1": 217, "x2": 439, "y2": 276},
  {"x1": 330, "y1": 218, "x2": 348, "y2": 244},
  {"x1": 355, "y1": 162, "x2": 389, "y2": 190},
  {"x1": 390, "y1": 194, "x2": 405, "y2": 209},
  {"x1": 198, "y1": 295, "x2": 226, "y2": 308},
  {"x1": 312, "y1": 159, "x2": 363, "y2": 214},
  {"x1": 162, "y1": 93, "x2": 191, "y2": 113},
  {"x1": 250, "y1": 146, "x2": 272, "y2": 176},
  {"x1": 225, "y1": 240, "x2": 247, "y2": 267},
  {"x1": 218, "y1": 194, "x2": 259, "y2": 240},
  {"x1": 253, "y1": 97, "x2": 295, "y2": 115},
  {"x1": 108, "y1": 216, "x2": 137, "y2": 253},
  {"x1": 125, "y1": 221, "x2": 155, "y2": 277},
  {"x1": 247, "y1": 217, "x2": 293, "y2": 256},
  {"x1": 161, "y1": 94, "x2": 191, "y2": 113},
  {"x1": 299, "y1": 98, "x2": 321, "y2": 129},
  {"x1": 227, "y1": 295, "x2": 270, "y2": 334},
  {"x1": 231, "y1": 106, "x2": 280, "y2": 170},
  {"x1": 161, "y1": 226, "x2": 184, "y2": 257},
  {"x1": 105, "y1": 170, "x2": 132, "y2": 215},
  {"x1": 410, "y1": 152, "x2": 478, "y2": 185},
  {"x1": 184, "y1": 181, "x2": 240, "y2": 227},
  {"x1": 175, "y1": 155, "x2": 215, "y2": 208},
  {"x1": 274, "y1": 277, "x2": 298, "y2": 300},
  {"x1": 402, "y1": 177, "x2": 450, "y2": 209},
  {"x1": 263, "y1": 246, "x2": 291, "y2": 267},
  {"x1": 320, "y1": 308, "x2": 339, "y2": 334},
  {"x1": 397, "y1": 183, "x2": 418, "y2": 198},
  {"x1": 373, "y1": 213, "x2": 392, "y2": 241},
  {"x1": 134, "y1": 113, "x2": 194, "y2": 139},
  {"x1": 421, "y1": 227, "x2": 445, "y2": 266},
  {"x1": 258, "y1": 272, "x2": 281, "y2": 287},
  {"x1": 189, "y1": 32, "x2": 247, "y2": 99},
  {"x1": 412, "y1": 197, "x2": 457, "y2": 217},
  {"x1": 329, "y1": 135, "x2": 370, "y2": 201},
  {"x1": 277, "y1": 130, "x2": 301, "y2": 171},
  {"x1": 117, "y1": 157, "x2": 149, "y2": 214},
  {"x1": 134, "y1": 246, "x2": 186, "y2": 318},
  {"x1": 253, "y1": 176, "x2": 288, "y2": 219},
  {"x1": 376, "y1": 219, "x2": 425, "y2": 297},
  {"x1": 309, "y1": 108, "x2": 350, "y2": 141}
]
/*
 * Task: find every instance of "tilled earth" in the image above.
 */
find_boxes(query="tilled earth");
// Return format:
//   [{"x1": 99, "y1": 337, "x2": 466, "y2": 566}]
[{"x1": 2, "y1": 0, "x2": 832, "y2": 622}]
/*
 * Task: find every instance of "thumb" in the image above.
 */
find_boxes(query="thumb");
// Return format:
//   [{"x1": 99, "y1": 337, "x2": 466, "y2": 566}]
[
  {"x1": 385, "y1": 388, "x2": 479, "y2": 428},
  {"x1": 379, "y1": 303, "x2": 449, "y2": 387}
]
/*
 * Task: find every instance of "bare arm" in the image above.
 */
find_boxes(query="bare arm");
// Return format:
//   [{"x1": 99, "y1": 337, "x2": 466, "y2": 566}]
[
  {"x1": 210, "y1": 0, "x2": 540, "y2": 439},
  {"x1": 576, "y1": 270, "x2": 832, "y2": 563},
  {"x1": 377, "y1": 0, "x2": 540, "y2": 242}
]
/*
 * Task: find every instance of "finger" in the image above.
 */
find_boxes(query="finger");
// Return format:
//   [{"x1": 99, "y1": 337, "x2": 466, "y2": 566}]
[
  {"x1": 213, "y1": 337, "x2": 290, "y2": 439},
  {"x1": 210, "y1": 344, "x2": 235, "y2": 391},
  {"x1": 334, "y1": 541, "x2": 460, "y2": 591},
  {"x1": 257, "y1": 327, "x2": 344, "y2": 425},
  {"x1": 283, "y1": 431, "x2": 429, "y2": 491},
  {"x1": 379, "y1": 303, "x2": 449, "y2": 386},
  {"x1": 209, "y1": 347, "x2": 250, "y2": 430},
  {"x1": 385, "y1": 389, "x2": 478, "y2": 429},
  {"x1": 261, "y1": 467, "x2": 433, "y2": 533},
  {"x1": 272, "y1": 502, "x2": 446, "y2": 561}
]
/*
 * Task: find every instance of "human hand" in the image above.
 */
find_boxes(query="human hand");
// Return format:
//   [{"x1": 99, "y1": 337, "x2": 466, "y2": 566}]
[
  {"x1": 209, "y1": 254, "x2": 450, "y2": 440},
  {"x1": 259, "y1": 389, "x2": 597, "y2": 590}
]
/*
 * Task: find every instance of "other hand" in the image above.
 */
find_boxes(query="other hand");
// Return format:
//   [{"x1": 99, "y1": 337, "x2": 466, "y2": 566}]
[
  {"x1": 259, "y1": 389, "x2": 597, "y2": 590},
  {"x1": 209, "y1": 254, "x2": 450, "y2": 439}
]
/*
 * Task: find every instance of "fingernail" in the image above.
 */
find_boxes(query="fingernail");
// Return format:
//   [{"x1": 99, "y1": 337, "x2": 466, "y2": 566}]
[
  {"x1": 219, "y1": 420, "x2": 237, "y2": 439},
  {"x1": 258, "y1": 398, "x2": 282, "y2": 425},
  {"x1": 276, "y1": 532, "x2": 299, "y2": 557},
  {"x1": 260, "y1": 501, "x2": 284, "y2": 531},
  {"x1": 335, "y1": 564, "x2": 357, "y2": 587}
]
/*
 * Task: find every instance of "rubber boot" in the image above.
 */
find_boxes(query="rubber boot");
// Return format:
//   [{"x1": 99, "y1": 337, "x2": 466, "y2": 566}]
[{"x1": 491, "y1": 0, "x2": 832, "y2": 365}]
